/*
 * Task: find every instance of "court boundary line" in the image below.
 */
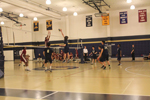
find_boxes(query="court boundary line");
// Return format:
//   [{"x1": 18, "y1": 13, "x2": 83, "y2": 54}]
[
  {"x1": 39, "y1": 91, "x2": 58, "y2": 99},
  {"x1": 0, "y1": 88, "x2": 150, "y2": 97},
  {"x1": 121, "y1": 79, "x2": 134, "y2": 94},
  {"x1": 125, "y1": 66, "x2": 150, "y2": 78}
]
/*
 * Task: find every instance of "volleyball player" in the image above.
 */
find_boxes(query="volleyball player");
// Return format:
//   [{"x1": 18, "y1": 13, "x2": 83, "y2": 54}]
[
  {"x1": 45, "y1": 31, "x2": 51, "y2": 47},
  {"x1": 43, "y1": 42, "x2": 53, "y2": 72},
  {"x1": 75, "y1": 48, "x2": 79, "y2": 59},
  {"x1": 59, "y1": 29, "x2": 70, "y2": 63},
  {"x1": 89, "y1": 46, "x2": 97, "y2": 65},
  {"x1": 20, "y1": 47, "x2": 31, "y2": 71},
  {"x1": 97, "y1": 46, "x2": 106, "y2": 70},
  {"x1": 42, "y1": 31, "x2": 51, "y2": 67},
  {"x1": 101, "y1": 41, "x2": 111, "y2": 69},
  {"x1": 117, "y1": 44, "x2": 122, "y2": 66}
]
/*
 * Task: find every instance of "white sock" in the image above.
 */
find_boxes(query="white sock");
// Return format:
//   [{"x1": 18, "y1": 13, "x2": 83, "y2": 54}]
[
  {"x1": 50, "y1": 66, "x2": 52, "y2": 69},
  {"x1": 26, "y1": 66, "x2": 29, "y2": 69},
  {"x1": 45, "y1": 67, "x2": 47, "y2": 70}
]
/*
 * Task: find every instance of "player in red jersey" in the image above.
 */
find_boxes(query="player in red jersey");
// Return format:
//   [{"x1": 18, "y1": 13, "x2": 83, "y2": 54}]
[
  {"x1": 75, "y1": 48, "x2": 79, "y2": 59},
  {"x1": 20, "y1": 47, "x2": 30, "y2": 71},
  {"x1": 59, "y1": 50, "x2": 64, "y2": 61},
  {"x1": 70, "y1": 52, "x2": 73, "y2": 60}
]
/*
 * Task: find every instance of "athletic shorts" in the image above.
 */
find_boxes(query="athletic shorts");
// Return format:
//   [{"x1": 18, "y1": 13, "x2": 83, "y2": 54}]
[
  {"x1": 105, "y1": 54, "x2": 109, "y2": 61},
  {"x1": 45, "y1": 58, "x2": 52, "y2": 63},
  {"x1": 92, "y1": 55, "x2": 97, "y2": 59},
  {"x1": 100, "y1": 56, "x2": 106, "y2": 62},
  {"x1": 64, "y1": 47, "x2": 69, "y2": 53},
  {"x1": 20, "y1": 56, "x2": 27, "y2": 63},
  {"x1": 117, "y1": 56, "x2": 121, "y2": 61}
]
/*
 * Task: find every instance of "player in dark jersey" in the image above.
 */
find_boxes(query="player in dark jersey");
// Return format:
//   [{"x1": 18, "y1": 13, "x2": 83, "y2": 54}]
[
  {"x1": 59, "y1": 29, "x2": 70, "y2": 63},
  {"x1": 97, "y1": 45, "x2": 106, "y2": 70},
  {"x1": 101, "y1": 41, "x2": 111, "y2": 69},
  {"x1": 89, "y1": 46, "x2": 97, "y2": 65},
  {"x1": 20, "y1": 47, "x2": 31, "y2": 71},
  {"x1": 43, "y1": 42, "x2": 53, "y2": 72},
  {"x1": 42, "y1": 31, "x2": 51, "y2": 67},
  {"x1": 116, "y1": 44, "x2": 122, "y2": 66},
  {"x1": 131, "y1": 44, "x2": 135, "y2": 61},
  {"x1": 45, "y1": 31, "x2": 51, "y2": 47}
]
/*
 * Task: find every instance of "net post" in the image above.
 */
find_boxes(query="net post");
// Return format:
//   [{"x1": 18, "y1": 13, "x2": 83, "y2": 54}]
[{"x1": 79, "y1": 38, "x2": 86, "y2": 64}]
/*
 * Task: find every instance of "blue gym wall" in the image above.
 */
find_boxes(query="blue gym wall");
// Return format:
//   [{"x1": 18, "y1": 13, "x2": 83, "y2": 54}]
[{"x1": 3, "y1": 34, "x2": 150, "y2": 59}]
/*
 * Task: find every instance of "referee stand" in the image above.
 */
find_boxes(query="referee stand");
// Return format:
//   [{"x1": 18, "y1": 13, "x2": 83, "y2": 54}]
[{"x1": 0, "y1": 27, "x2": 4, "y2": 79}]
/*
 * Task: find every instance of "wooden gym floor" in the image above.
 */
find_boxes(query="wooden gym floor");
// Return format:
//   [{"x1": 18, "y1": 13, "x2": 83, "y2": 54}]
[{"x1": 1, "y1": 58, "x2": 150, "y2": 100}]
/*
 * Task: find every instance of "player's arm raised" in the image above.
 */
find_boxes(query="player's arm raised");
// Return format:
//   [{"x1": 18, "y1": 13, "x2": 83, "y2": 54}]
[
  {"x1": 59, "y1": 29, "x2": 65, "y2": 38},
  {"x1": 48, "y1": 31, "x2": 51, "y2": 39}
]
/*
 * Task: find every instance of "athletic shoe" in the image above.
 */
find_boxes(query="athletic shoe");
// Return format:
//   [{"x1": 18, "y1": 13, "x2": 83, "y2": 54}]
[
  {"x1": 63, "y1": 60, "x2": 66, "y2": 63},
  {"x1": 45, "y1": 69, "x2": 49, "y2": 72},
  {"x1": 19, "y1": 64, "x2": 20, "y2": 66},
  {"x1": 25, "y1": 69, "x2": 31, "y2": 71},
  {"x1": 91, "y1": 63, "x2": 93, "y2": 65},
  {"x1": 118, "y1": 64, "x2": 120, "y2": 66},
  {"x1": 103, "y1": 66, "x2": 106, "y2": 70},
  {"x1": 42, "y1": 64, "x2": 44, "y2": 68},
  {"x1": 101, "y1": 65, "x2": 104, "y2": 68},
  {"x1": 109, "y1": 65, "x2": 111, "y2": 69},
  {"x1": 49, "y1": 69, "x2": 52, "y2": 72},
  {"x1": 67, "y1": 60, "x2": 70, "y2": 63}
]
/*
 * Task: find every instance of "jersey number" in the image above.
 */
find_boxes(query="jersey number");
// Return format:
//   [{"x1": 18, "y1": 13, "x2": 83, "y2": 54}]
[{"x1": 47, "y1": 50, "x2": 49, "y2": 53}]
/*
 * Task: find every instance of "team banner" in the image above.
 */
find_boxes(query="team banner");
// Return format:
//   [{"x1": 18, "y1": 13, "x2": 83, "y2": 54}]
[
  {"x1": 33, "y1": 21, "x2": 39, "y2": 31},
  {"x1": 138, "y1": 9, "x2": 147, "y2": 22},
  {"x1": 102, "y1": 14, "x2": 109, "y2": 26},
  {"x1": 120, "y1": 11, "x2": 128, "y2": 24},
  {"x1": 86, "y1": 15, "x2": 93, "y2": 27},
  {"x1": 46, "y1": 20, "x2": 52, "y2": 30}
]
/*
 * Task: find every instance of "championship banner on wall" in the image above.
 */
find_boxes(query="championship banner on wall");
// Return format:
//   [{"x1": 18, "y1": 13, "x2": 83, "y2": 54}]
[
  {"x1": 33, "y1": 21, "x2": 39, "y2": 31},
  {"x1": 138, "y1": 9, "x2": 147, "y2": 22},
  {"x1": 86, "y1": 15, "x2": 93, "y2": 27},
  {"x1": 102, "y1": 14, "x2": 109, "y2": 26},
  {"x1": 120, "y1": 11, "x2": 128, "y2": 24},
  {"x1": 46, "y1": 20, "x2": 52, "y2": 30}
]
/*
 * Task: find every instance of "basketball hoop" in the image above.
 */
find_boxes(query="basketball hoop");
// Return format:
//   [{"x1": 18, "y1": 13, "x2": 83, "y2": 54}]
[{"x1": 95, "y1": 12, "x2": 109, "y2": 17}]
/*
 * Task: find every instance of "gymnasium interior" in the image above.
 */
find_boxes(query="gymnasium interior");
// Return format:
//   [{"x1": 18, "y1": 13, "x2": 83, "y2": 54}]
[{"x1": 0, "y1": 0, "x2": 150, "y2": 100}]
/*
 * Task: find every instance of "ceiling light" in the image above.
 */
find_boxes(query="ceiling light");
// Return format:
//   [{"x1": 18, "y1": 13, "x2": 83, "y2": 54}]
[
  {"x1": 46, "y1": 0, "x2": 51, "y2": 5},
  {"x1": 1, "y1": 21, "x2": 4, "y2": 25},
  {"x1": 130, "y1": 5, "x2": 135, "y2": 10},
  {"x1": 33, "y1": 17, "x2": 37, "y2": 21},
  {"x1": 127, "y1": 0, "x2": 132, "y2": 3},
  {"x1": 19, "y1": 13, "x2": 24, "y2": 17},
  {"x1": 73, "y1": 12, "x2": 78, "y2": 16},
  {"x1": 63, "y1": 7, "x2": 67, "y2": 12},
  {"x1": 0, "y1": 8, "x2": 3, "y2": 12}
]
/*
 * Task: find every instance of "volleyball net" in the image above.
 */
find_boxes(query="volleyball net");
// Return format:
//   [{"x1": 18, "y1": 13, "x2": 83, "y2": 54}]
[{"x1": 1, "y1": 24, "x2": 83, "y2": 61}]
